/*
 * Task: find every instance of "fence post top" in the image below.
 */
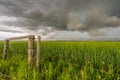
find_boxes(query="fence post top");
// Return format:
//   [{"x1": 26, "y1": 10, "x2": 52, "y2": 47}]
[
  {"x1": 28, "y1": 35, "x2": 35, "y2": 36},
  {"x1": 4, "y1": 39, "x2": 9, "y2": 41},
  {"x1": 28, "y1": 35, "x2": 35, "y2": 39},
  {"x1": 37, "y1": 36, "x2": 41, "y2": 38}
]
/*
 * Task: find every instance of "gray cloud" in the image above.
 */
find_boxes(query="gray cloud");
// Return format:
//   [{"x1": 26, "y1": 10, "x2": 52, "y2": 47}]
[
  {"x1": 0, "y1": 29, "x2": 22, "y2": 33},
  {"x1": 0, "y1": 0, "x2": 120, "y2": 36}
]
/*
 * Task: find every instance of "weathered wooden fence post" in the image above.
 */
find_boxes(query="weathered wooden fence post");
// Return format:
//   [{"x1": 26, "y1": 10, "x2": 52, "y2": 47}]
[
  {"x1": 28, "y1": 35, "x2": 35, "y2": 66},
  {"x1": 3, "y1": 35, "x2": 41, "y2": 69},
  {"x1": 3, "y1": 39, "x2": 9, "y2": 60},
  {"x1": 36, "y1": 36, "x2": 41, "y2": 70}
]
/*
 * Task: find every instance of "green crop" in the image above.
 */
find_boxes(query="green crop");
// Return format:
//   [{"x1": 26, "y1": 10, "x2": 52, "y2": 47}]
[{"x1": 0, "y1": 41, "x2": 120, "y2": 80}]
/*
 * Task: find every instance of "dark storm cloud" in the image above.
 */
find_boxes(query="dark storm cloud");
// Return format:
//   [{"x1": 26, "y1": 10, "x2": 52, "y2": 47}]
[{"x1": 0, "y1": 0, "x2": 120, "y2": 36}]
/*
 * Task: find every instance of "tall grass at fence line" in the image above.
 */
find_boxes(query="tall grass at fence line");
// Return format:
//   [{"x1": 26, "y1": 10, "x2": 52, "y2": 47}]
[{"x1": 0, "y1": 41, "x2": 120, "y2": 80}]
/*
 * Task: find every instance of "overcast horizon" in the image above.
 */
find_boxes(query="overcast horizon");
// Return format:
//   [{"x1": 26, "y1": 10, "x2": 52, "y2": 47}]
[{"x1": 0, "y1": 0, "x2": 120, "y2": 40}]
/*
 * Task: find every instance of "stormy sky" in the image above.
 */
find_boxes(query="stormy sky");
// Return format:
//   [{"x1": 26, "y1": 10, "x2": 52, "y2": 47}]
[{"x1": 0, "y1": 0, "x2": 120, "y2": 39}]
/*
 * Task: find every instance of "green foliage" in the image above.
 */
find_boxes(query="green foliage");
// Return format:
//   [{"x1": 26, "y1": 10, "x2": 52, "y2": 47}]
[{"x1": 0, "y1": 41, "x2": 120, "y2": 80}]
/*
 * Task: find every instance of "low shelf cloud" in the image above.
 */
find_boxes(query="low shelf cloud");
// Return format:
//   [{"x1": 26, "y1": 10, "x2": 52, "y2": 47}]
[{"x1": 0, "y1": 0, "x2": 120, "y2": 38}]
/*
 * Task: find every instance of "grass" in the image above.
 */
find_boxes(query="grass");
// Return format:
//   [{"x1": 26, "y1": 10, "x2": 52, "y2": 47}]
[{"x1": 0, "y1": 41, "x2": 120, "y2": 80}]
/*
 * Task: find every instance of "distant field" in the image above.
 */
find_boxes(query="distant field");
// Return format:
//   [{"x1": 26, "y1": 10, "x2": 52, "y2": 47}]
[{"x1": 0, "y1": 41, "x2": 120, "y2": 80}]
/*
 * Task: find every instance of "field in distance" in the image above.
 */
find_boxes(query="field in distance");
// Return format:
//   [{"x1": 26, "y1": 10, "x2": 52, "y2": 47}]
[{"x1": 0, "y1": 41, "x2": 120, "y2": 80}]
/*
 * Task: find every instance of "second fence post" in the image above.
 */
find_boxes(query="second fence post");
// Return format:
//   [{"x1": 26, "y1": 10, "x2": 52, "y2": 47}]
[
  {"x1": 36, "y1": 36, "x2": 41, "y2": 71},
  {"x1": 28, "y1": 35, "x2": 35, "y2": 66}
]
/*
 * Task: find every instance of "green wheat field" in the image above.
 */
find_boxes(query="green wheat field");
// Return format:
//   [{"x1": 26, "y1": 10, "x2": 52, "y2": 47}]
[{"x1": 0, "y1": 41, "x2": 120, "y2": 80}]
